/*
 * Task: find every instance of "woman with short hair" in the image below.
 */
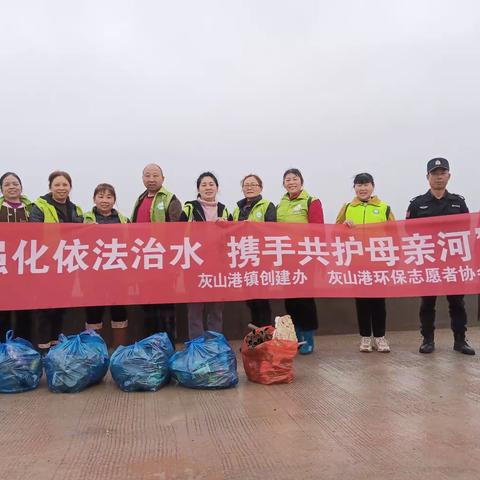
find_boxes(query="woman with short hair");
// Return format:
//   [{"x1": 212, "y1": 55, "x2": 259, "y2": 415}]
[
  {"x1": 84, "y1": 183, "x2": 129, "y2": 348},
  {"x1": 232, "y1": 174, "x2": 276, "y2": 327}
]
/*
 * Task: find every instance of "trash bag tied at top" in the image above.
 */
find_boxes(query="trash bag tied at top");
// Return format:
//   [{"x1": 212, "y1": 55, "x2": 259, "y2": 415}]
[
  {"x1": 169, "y1": 331, "x2": 238, "y2": 389},
  {"x1": 0, "y1": 331, "x2": 42, "y2": 393},
  {"x1": 110, "y1": 332, "x2": 174, "y2": 392},
  {"x1": 44, "y1": 329, "x2": 109, "y2": 393}
]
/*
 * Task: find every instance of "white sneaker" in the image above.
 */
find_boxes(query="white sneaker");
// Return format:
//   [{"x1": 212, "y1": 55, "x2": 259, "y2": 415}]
[
  {"x1": 360, "y1": 336, "x2": 372, "y2": 352},
  {"x1": 373, "y1": 336, "x2": 390, "y2": 353}
]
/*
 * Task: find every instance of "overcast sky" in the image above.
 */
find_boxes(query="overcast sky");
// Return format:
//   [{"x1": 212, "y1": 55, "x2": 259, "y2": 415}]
[{"x1": 1, "y1": 1, "x2": 479, "y2": 221}]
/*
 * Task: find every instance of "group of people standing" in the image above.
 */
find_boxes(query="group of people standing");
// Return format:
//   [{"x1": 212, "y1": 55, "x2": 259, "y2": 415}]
[{"x1": 0, "y1": 157, "x2": 476, "y2": 356}]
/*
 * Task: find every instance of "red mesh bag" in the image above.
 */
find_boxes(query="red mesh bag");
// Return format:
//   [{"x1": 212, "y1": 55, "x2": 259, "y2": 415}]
[{"x1": 241, "y1": 326, "x2": 298, "y2": 384}]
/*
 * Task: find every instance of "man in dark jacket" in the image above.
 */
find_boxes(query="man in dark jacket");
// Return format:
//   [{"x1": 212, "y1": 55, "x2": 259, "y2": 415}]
[{"x1": 406, "y1": 158, "x2": 474, "y2": 355}]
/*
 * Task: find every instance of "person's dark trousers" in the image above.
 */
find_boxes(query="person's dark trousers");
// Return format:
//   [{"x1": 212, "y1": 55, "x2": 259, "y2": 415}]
[
  {"x1": 85, "y1": 305, "x2": 127, "y2": 328},
  {"x1": 355, "y1": 298, "x2": 386, "y2": 337},
  {"x1": 1, "y1": 310, "x2": 34, "y2": 343},
  {"x1": 246, "y1": 299, "x2": 272, "y2": 327},
  {"x1": 35, "y1": 308, "x2": 65, "y2": 349},
  {"x1": 110, "y1": 305, "x2": 127, "y2": 324},
  {"x1": 143, "y1": 304, "x2": 176, "y2": 344},
  {"x1": 420, "y1": 295, "x2": 467, "y2": 340},
  {"x1": 0, "y1": 310, "x2": 13, "y2": 342},
  {"x1": 13, "y1": 310, "x2": 34, "y2": 343},
  {"x1": 85, "y1": 305, "x2": 106, "y2": 329},
  {"x1": 284, "y1": 298, "x2": 318, "y2": 330}
]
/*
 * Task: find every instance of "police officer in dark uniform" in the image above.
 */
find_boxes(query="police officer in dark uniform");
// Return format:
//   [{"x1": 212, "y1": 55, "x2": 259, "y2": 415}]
[{"x1": 406, "y1": 157, "x2": 475, "y2": 355}]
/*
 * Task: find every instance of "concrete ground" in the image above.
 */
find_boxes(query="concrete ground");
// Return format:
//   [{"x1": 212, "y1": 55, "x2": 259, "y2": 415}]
[{"x1": 1, "y1": 327, "x2": 480, "y2": 480}]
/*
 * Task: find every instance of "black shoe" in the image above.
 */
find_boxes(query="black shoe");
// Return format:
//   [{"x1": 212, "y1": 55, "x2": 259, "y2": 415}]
[
  {"x1": 419, "y1": 339, "x2": 435, "y2": 354},
  {"x1": 453, "y1": 339, "x2": 476, "y2": 355}
]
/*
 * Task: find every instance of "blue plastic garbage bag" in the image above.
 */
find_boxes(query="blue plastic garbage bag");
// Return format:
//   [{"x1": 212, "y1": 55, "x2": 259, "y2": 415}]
[
  {"x1": 110, "y1": 333, "x2": 175, "y2": 392},
  {"x1": 44, "y1": 329, "x2": 109, "y2": 393},
  {"x1": 169, "y1": 331, "x2": 238, "y2": 389},
  {"x1": 0, "y1": 331, "x2": 42, "y2": 393}
]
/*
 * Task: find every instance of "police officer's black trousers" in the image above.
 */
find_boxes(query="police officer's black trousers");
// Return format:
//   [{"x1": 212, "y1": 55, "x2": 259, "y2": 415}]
[
  {"x1": 246, "y1": 299, "x2": 272, "y2": 327},
  {"x1": 420, "y1": 295, "x2": 467, "y2": 340},
  {"x1": 355, "y1": 298, "x2": 386, "y2": 337},
  {"x1": 284, "y1": 298, "x2": 318, "y2": 331}
]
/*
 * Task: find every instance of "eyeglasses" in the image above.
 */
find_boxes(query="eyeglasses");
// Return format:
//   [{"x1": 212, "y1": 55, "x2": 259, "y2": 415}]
[{"x1": 243, "y1": 183, "x2": 260, "y2": 188}]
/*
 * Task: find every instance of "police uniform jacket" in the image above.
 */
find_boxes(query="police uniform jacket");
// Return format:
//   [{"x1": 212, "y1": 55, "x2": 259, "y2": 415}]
[{"x1": 406, "y1": 190, "x2": 468, "y2": 219}]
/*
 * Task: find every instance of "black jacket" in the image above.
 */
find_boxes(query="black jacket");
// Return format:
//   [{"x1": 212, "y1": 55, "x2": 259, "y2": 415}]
[
  {"x1": 29, "y1": 194, "x2": 84, "y2": 223},
  {"x1": 235, "y1": 196, "x2": 276, "y2": 222},
  {"x1": 179, "y1": 200, "x2": 230, "y2": 222},
  {"x1": 406, "y1": 190, "x2": 469, "y2": 219}
]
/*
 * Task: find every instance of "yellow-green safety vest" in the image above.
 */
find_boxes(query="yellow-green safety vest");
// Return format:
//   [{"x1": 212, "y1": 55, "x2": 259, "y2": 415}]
[
  {"x1": 232, "y1": 198, "x2": 271, "y2": 221},
  {"x1": 33, "y1": 197, "x2": 83, "y2": 223},
  {"x1": 132, "y1": 187, "x2": 175, "y2": 222},
  {"x1": 83, "y1": 210, "x2": 129, "y2": 224},
  {"x1": 344, "y1": 199, "x2": 390, "y2": 224},
  {"x1": 276, "y1": 190, "x2": 314, "y2": 223},
  {"x1": 0, "y1": 195, "x2": 32, "y2": 210}
]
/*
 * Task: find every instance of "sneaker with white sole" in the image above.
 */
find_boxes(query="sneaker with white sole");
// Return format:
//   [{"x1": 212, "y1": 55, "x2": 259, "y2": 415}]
[
  {"x1": 360, "y1": 336, "x2": 372, "y2": 352},
  {"x1": 373, "y1": 336, "x2": 390, "y2": 352}
]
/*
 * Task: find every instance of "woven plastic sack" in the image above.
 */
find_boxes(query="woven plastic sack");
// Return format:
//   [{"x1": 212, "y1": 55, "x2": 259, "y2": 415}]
[
  {"x1": 44, "y1": 329, "x2": 109, "y2": 393},
  {"x1": 110, "y1": 333, "x2": 175, "y2": 392},
  {"x1": 0, "y1": 331, "x2": 42, "y2": 393},
  {"x1": 169, "y1": 331, "x2": 238, "y2": 389},
  {"x1": 241, "y1": 326, "x2": 298, "y2": 385},
  {"x1": 273, "y1": 315, "x2": 297, "y2": 341}
]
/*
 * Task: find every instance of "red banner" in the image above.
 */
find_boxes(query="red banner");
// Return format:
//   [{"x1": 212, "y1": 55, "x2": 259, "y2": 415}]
[{"x1": 1, "y1": 213, "x2": 479, "y2": 310}]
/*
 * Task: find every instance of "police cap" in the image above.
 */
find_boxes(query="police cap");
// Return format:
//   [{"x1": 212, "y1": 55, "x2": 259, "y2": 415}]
[{"x1": 427, "y1": 157, "x2": 450, "y2": 173}]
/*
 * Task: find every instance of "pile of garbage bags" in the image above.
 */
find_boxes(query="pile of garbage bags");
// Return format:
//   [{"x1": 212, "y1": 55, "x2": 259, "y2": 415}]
[{"x1": 1, "y1": 328, "x2": 243, "y2": 393}]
